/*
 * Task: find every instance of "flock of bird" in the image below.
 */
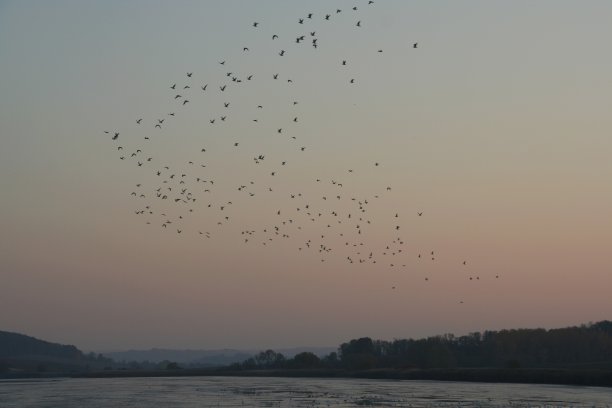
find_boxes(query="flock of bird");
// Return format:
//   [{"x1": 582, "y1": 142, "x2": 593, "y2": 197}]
[{"x1": 103, "y1": 1, "x2": 499, "y2": 291}]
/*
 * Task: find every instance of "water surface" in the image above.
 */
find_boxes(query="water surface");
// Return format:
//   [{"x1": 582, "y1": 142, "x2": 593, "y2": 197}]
[{"x1": 0, "y1": 376, "x2": 610, "y2": 407}]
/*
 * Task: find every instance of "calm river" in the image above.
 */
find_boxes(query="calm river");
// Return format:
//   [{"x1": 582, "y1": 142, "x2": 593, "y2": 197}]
[{"x1": 0, "y1": 376, "x2": 610, "y2": 407}]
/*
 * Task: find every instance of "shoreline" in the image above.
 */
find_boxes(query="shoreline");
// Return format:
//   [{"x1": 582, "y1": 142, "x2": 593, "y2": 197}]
[{"x1": 65, "y1": 367, "x2": 612, "y2": 388}]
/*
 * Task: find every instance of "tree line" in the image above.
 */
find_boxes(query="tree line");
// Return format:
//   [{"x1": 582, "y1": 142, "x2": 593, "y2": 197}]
[{"x1": 230, "y1": 321, "x2": 612, "y2": 370}]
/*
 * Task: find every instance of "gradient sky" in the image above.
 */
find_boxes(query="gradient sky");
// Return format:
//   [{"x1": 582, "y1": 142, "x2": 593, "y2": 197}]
[{"x1": 1, "y1": 0, "x2": 612, "y2": 352}]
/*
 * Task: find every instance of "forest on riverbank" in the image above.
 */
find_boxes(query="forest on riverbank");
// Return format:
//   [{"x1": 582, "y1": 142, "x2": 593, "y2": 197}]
[
  {"x1": 3, "y1": 321, "x2": 612, "y2": 387},
  {"x1": 232, "y1": 320, "x2": 612, "y2": 371}
]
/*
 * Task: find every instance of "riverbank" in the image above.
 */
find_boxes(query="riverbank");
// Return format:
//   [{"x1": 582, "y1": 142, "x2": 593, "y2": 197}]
[{"x1": 71, "y1": 367, "x2": 612, "y2": 388}]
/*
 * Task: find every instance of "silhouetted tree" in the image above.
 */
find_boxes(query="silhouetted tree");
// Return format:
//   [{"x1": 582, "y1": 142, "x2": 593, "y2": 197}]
[
  {"x1": 252, "y1": 349, "x2": 286, "y2": 368},
  {"x1": 321, "y1": 351, "x2": 340, "y2": 368},
  {"x1": 165, "y1": 362, "x2": 181, "y2": 370},
  {"x1": 289, "y1": 352, "x2": 320, "y2": 369},
  {"x1": 340, "y1": 337, "x2": 378, "y2": 369}
]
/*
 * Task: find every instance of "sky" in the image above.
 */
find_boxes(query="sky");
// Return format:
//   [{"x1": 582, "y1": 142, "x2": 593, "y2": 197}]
[{"x1": 1, "y1": 0, "x2": 612, "y2": 353}]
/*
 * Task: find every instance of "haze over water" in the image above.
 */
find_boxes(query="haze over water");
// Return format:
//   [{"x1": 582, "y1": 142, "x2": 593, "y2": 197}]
[{"x1": 1, "y1": 0, "x2": 612, "y2": 353}]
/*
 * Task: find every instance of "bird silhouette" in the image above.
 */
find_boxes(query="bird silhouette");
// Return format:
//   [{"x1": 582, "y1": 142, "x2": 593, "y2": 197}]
[{"x1": 101, "y1": 1, "x2": 470, "y2": 292}]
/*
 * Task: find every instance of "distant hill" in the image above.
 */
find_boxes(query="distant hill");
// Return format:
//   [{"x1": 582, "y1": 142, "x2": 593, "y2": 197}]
[
  {"x1": 0, "y1": 330, "x2": 82, "y2": 360},
  {"x1": 103, "y1": 346, "x2": 336, "y2": 366},
  {"x1": 0, "y1": 330, "x2": 111, "y2": 376}
]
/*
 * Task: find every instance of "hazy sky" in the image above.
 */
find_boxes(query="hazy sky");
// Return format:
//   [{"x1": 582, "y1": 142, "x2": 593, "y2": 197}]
[{"x1": 1, "y1": 1, "x2": 612, "y2": 352}]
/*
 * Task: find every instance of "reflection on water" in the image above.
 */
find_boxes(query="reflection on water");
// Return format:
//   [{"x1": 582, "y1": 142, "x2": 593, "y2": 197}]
[{"x1": 0, "y1": 377, "x2": 610, "y2": 407}]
